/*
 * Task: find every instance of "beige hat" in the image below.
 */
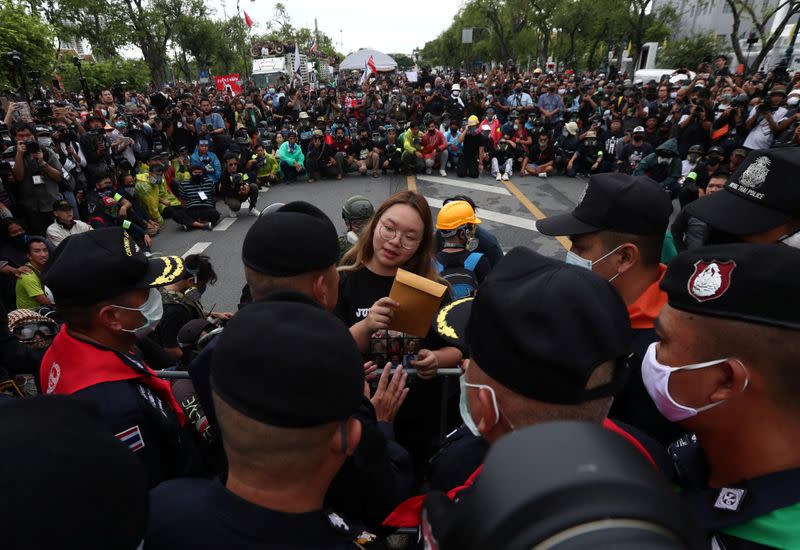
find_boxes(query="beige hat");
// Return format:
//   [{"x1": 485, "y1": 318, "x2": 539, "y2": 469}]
[{"x1": 564, "y1": 121, "x2": 578, "y2": 136}]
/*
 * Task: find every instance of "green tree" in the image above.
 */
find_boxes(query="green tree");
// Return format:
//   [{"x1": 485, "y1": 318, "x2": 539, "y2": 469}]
[
  {"x1": 659, "y1": 33, "x2": 724, "y2": 70},
  {"x1": 724, "y1": 0, "x2": 800, "y2": 74},
  {"x1": 55, "y1": 57, "x2": 151, "y2": 92},
  {"x1": 0, "y1": 1, "x2": 55, "y2": 90},
  {"x1": 390, "y1": 53, "x2": 415, "y2": 71}
]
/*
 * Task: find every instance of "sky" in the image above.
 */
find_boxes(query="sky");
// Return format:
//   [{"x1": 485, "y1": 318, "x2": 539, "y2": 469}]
[{"x1": 210, "y1": 0, "x2": 464, "y2": 55}]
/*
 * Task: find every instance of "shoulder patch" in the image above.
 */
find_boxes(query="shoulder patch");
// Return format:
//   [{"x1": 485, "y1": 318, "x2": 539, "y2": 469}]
[{"x1": 115, "y1": 425, "x2": 145, "y2": 452}]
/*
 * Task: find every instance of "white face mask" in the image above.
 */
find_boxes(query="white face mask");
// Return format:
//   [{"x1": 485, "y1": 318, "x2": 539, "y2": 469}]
[
  {"x1": 38, "y1": 137, "x2": 53, "y2": 148},
  {"x1": 452, "y1": 90, "x2": 460, "y2": 97},
  {"x1": 565, "y1": 245, "x2": 623, "y2": 282},
  {"x1": 670, "y1": 92, "x2": 678, "y2": 99},
  {"x1": 641, "y1": 342, "x2": 747, "y2": 422},
  {"x1": 787, "y1": 96, "x2": 800, "y2": 107},
  {"x1": 458, "y1": 373, "x2": 513, "y2": 437},
  {"x1": 112, "y1": 288, "x2": 164, "y2": 337}
]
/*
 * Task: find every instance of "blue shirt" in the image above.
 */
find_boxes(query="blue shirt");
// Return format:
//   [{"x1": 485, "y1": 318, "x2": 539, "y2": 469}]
[
  {"x1": 194, "y1": 112, "x2": 226, "y2": 134},
  {"x1": 507, "y1": 92, "x2": 534, "y2": 108},
  {"x1": 537, "y1": 93, "x2": 564, "y2": 116}
]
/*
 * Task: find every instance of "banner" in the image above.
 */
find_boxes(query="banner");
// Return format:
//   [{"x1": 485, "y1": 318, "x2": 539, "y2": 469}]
[{"x1": 214, "y1": 74, "x2": 241, "y2": 95}]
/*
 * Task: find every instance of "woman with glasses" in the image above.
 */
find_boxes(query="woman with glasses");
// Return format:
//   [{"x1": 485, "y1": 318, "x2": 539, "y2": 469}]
[{"x1": 336, "y1": 190, "x2": 462, "y2": 478}]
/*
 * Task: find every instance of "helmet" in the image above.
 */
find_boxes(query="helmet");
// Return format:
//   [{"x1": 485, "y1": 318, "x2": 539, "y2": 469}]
[
  {"x1": 436, "y1": 200, "x2": 482, "y2": 231},
  {"x1": 467, "y1": 115, "x2": 480, "y2": 127},
  {"x1": 688, "y1": 144, "x2": 704, "y2": 155},
  {"x1": 342, "y1": 195, "x2": 375, "y2": 221}
]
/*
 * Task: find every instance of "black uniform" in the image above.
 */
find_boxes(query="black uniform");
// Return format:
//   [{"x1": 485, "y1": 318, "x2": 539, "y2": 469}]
[{"x1": 146, "y1": 478, "x2": 362, "y2": 549}]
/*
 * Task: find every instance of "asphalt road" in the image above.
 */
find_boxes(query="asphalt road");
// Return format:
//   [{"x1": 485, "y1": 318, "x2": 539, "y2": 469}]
[{"x1": 152, "y1": 170, "x2": 590, "y2": 314}]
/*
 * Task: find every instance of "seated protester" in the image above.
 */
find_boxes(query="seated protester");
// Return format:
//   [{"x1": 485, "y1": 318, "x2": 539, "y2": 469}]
[
  {"x1": 509, "y1": 115, "x2": 532, "y2": 168},
  {"x1": 146, "y1": 297, "x2": 371, "y2": 549},
  {"x1": 219, "y1": 154, "x2": 260, "y2": 217},
  {"x1": 346, "y1": 128, "x2": 380, "y2": 178},
  {"x1": 134, "y1": 162, "x2": 181, "y2": 226},
  {"x1": 336, "y1": 191, "x2": 463, "y2": 478},
  {"x1": 521, "y1": 133, "x2": 555, "y2": 178},
  {"x1": 1, "y1": 397, "x2": 148, "y2": 550},
  {"x1": 276, "y1": 131, "x2": 306, "y2": 183},
  {"x1": 598, "y1": 115, "x2": 626, "y2": 172},
  {"x1": 15, "y1": 237, "x2": 52, "y2": 310},
  {"x1": 491, "y1": 136, "x2": 514, "y2": 181},
  {"x1": 324, "y1": 126, "x2": 351, "y2": 180},
  {"x1": 190, "y1": 139, "x2": 222, "y2": 187},
  {"x1": 566, "y1": 130, "x2": 603, "y2": 177},
  {"x1": 378, "y1": 125, "x2": 403, "y2": 174},
  {"x1": 633, "y1": 137, "x2": 682, "y2": 198},
  {"x1": 46, "y1": 198, "x2": 92, "y2": 247},
  {"x1": 652, "y1": 244, "x2": 800, "y2": 548},
  {"x1": 172, "y1": 162, "x2": 221, "y2": 230},
  {"x1": 171, "y1": 146, "x2": 192, "y2": 185},
  {"x1": 421, "y1": 120, "x2": 449, "y2": 177},
  {"x1": 444, "y1": 121, "x2": 462, "y2": 171},
  {"x1": 401, "y1": 121, "x2": 425, "y2": 174},
  {"x1": 677, "y1": 145, "x2": 725, "y2": 208},
  {"x1": 384, "y1": 247, "x2": 668, "y2": 529},
  {"x1": 40, "y1": 228, "x2": 202, "y2": 488},
  {"x1": 616, "y1": 126, "x2": 654, "y2": 175},
  {"x1": 681, "y1": 145, "x2": 704, "y2": 179},
  {"x1": 119, "y1": 173, "x2": 159, "y2": 237},
  {"x1": 671, "y1": 171, "x2": 728, "y2": 251},
  {"x1": 245, "y1": 142, "x2": 279, "y2": 187},
  {"x1": 456, "y1": 118, "x2": 487, "y2": 179},
  {"x1": 305, "y1": 129, "x2": 337, "y2": 183},
  {"x1": 554, "y1": 121, "x2": 579, "y2": 173},
  {"x1": 434, "y1": 201, "x2": 491, "y2": 299},
  {"x1": 89, "y1": 174, "x2": 153, "y2": 253},
  {"x1": 479, "y1": 107, "x2": 502, "y2": 148},
  {"x1": 152, "y1": 254, "x2": 220, "y2": 360}
]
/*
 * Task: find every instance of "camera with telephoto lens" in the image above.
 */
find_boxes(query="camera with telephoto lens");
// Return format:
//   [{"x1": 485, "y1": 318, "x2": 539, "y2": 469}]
[
  {"x1": 24, "y1": 140, "x2": 40, "y2": 155},
  {"x1": 231, "y1": 173, "x2": 243, "y2": 187}
]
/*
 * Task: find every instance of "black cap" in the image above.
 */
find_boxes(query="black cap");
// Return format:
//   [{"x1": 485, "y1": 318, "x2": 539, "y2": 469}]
[
  {"x1": 0, "y1": 396, "x2": 147, "y2": 549},
  {"x1": 210, "y1": 292, "x2": 364, "y2": 427},
  {"x1": 536, "y1": 173, "x2": 672, "y2": 237},
  {"x1": 661, "y1": 243, "x2": 800, "y2": 330},
  {"x1": 436, "y1": 247, "x2": 631, "y2": 404},
  {"x1": 686, "y1": 148, "x2": 800, "y2": 235},
  {"x1": 52, "y1": 198, "x2": 72, "y2": 212},
  {"x1": 242, "y1": 201, "x2": 338, "y2": 276},
  {"x1": 43, "y1": 227, "x2": 185, "y2": 306}
]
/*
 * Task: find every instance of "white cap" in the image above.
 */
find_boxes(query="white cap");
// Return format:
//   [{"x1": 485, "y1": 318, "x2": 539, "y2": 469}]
[
  {"x1": 481, "y1": 124, "x2": 491, "y2": 131},
  {"x1": 299, "y1": 111, "x2": 309, "y2": 119},
  {"x1": 789, "y1": 89, "x2": 800, "y2": 97},
  {"x1": 451, "y1": 83, "x2": 461, "y2": 91},
  {"x1": 633, "y1": 126, "x2": 645, "y2": 133}
]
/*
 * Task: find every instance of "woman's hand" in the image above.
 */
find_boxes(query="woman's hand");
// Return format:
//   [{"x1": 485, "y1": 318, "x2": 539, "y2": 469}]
[
  {"x1": 411, "y1": 349, "x2": 439, "y2": 379},
  {"x1": 364, "y1": 297, "x2": 399, "y2": 333}
]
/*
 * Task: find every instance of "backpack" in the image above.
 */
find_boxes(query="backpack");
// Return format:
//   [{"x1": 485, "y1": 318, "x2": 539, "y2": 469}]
[{"x1": 435, "y1": 252, "x2": 484, "y2": 299}]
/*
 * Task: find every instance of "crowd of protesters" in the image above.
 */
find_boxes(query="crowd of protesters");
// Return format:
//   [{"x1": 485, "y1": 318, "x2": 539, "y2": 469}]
[{"x1": 0, "y1": 54, "x2": 799, "y2": 549}]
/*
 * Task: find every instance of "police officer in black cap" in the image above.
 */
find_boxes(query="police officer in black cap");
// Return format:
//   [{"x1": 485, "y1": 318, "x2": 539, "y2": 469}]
[
  {"x1": 385, "y1": 247, "x2": 668, "y2": 530},
  {"x1": 187, "y1": 201, "x2": 414, "y2": 529},
  {"x1": 40, "y1": 227, "x2": 201, "y2": 487},
  {"x1": 686, "y1": 147, "x2": 800, "y2": 247},
  {"x1": 536, "y1": 173, "x2": 680, "y2": 444},
  {"x1": 648, "y1": 243, "x2": 800, "y2": 548},
  {"x1": 146, "y1": 297, "x2": 369, "y2": 548}
]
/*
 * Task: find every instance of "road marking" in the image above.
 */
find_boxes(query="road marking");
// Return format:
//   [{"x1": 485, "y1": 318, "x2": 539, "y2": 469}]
[
  {"x1": 501, "y1": 179, "x2": 571, "y2": 250},
  {"x1": 213, "y1": 218, "x2": 237, "y2": 232},
  {"x1": 406, "y1": 174, "x2": 417, "y2": 191},
  {"x1": 425, "y1": 197, "x2": 536, "y2": 231},
  {"x1": 417, "y1": 175, "x2": 511, "y2": 196},
  {"x1": 182, "y1": 242, "x2": 211, "y2": 258}
]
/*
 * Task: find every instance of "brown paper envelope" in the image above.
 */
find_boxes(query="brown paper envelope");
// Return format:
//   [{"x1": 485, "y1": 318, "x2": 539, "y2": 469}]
[{"x1": 388, "y1": 268, "x2": 448, "y2": 337}]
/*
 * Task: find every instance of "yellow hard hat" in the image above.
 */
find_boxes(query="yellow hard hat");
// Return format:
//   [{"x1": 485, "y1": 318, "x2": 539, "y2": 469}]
[
  {"x1": 467, "y1": 115, "x2": 479, "y2": 127},
  {"x1": 436, "y1": 200, "x2": 482, "y2": 230}
]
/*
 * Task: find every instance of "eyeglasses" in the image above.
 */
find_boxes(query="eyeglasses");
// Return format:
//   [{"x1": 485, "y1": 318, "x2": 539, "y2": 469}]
[
  {"x1": 378, "y1": 222, "x2": 421, "y2": 250},
  {"x1": 13, "y1": 322, "x2": 56, "y2": 340}
]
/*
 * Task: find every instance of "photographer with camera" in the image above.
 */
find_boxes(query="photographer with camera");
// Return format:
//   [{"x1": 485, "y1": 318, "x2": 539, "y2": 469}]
[
  {"x1": 78, "y1": 115, "x2": 113, "y2": 181},
  {"x1": 245, "y1": 142, "x2": 279, "y2": 186},
  {"x1": 167, "y1": 104, "x2": 198, "y2": 155},
  {"x1": 219, "y1": 153, "x2": 259, "y2": 216},
  {"x1": 11, "y1": 122, "x2": 63, "y2": 235},
  {"x1": 195, "y1": 98, "x2": 229, "y2": 156},
  {"x1": 744, "y1": 85, "x2": 791, "y2": 150}
]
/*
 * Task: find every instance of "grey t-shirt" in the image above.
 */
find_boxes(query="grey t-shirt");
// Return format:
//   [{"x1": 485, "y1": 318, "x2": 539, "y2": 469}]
[{"x1": 18, "y1": 147, "x2": 63, "y2": 212}]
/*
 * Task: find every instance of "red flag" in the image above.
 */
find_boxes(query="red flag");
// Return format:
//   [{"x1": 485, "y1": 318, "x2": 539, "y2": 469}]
[
  {"x1": 243, "y1": 11, "x2": 253, "y2": 29},
  {"x1": 367, "y1": 55, "x2": 377, "y2": 74}
]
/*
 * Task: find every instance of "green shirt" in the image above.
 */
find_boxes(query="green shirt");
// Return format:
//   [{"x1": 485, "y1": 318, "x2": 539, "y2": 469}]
[
  {"x1": 15, "y1": 264, "x2": 44, "y2": 310},
  {"x1": 721, "y1": 502, "x2": 800, "y2": 548}
]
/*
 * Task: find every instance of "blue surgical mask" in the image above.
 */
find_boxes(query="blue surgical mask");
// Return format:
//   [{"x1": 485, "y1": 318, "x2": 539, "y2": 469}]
[{"x1": 112, "y1": 288, "x2": 163, "y2": 337}]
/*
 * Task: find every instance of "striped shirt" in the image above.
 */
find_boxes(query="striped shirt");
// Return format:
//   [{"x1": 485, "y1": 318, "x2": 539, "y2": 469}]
[{"x1": 176, "y1": 177, "x2": 216, "y2": 209}]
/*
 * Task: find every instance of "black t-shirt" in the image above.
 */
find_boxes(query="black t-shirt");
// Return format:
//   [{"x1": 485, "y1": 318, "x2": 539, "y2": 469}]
[
  {"x1": 461, "y1": 130, "x2": 485, "y2": 159},
  {"x1": 346, "y1": 139, "x2": 375, "y2": 161},
  {"x1": 618, "y1": 141, "x2": 654, "y2": 172},
  {"x1": 153, "y1": 303, "x2": 195, "y2": 349},
  {"x1": 171, "y1": 122, "x2": 197, "y2": 153},
  {"x1": 146, "y1": 478, "x2": 359, "y2": 549},
  {"x1": 334, "y1": 266, "x2": 458, "y2": 471},
  {"x1": 527, "y1": 145, "x2": 554, "y2": 164}
]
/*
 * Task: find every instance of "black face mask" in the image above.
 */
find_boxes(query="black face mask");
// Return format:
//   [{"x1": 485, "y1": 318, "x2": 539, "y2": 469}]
[{"x1": 707, "y1": 155, "x2": 721, "y2": 165}]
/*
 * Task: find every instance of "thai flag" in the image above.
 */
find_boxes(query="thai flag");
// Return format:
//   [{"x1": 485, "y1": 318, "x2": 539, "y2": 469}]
[
  {"x1": 309, "y1": 38, "x2": 317, "y2": 55},
  {"x1": 368, "y1": 55, "x2": 377, "y2": 74},
  {"x1": 116, "y1": 425, "x2": 145, "y2": 452}
]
